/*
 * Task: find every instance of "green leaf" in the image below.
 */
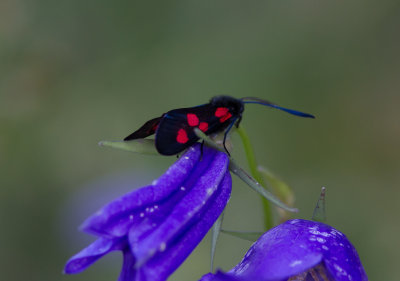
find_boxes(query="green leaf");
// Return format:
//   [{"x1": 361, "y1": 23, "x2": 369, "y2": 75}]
[
  {"x1": 98, "y1": 139, "x2": 159, "y2": 155},
  {"x1": 258, "y1": 166, "x2": 294, "y2": 206},
  {"x1": 229, "y1": 160, "x2": 298, "y2": 213},
  {"x1": 257, "y1": 166, "x2": 294, "y2": 205},
  {"x1": 257, "y1": 166, "x2": 295, "y2": 222},
  {"x1": 221, "y1": 229, "x2": 263, "y2": 242}
]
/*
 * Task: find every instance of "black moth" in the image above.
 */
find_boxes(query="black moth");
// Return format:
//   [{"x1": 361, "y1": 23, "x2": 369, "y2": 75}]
[{"x1": 124, "y1": 96, "x2": 314, "y2": 156}]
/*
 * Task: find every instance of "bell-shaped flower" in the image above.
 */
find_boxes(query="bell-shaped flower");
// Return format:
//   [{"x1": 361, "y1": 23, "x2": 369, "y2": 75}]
[
  {"x1": 64, "y1": 144, "x2": 231, "y2": 281},
  {"x1": 201, "y1": 219, "x2": 368, "y2": 281}
]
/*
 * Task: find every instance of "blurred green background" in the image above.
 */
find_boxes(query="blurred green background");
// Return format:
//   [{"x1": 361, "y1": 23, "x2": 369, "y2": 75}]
[{"x1": 1, "y1": 1, "x2": 399, "y2": 280}]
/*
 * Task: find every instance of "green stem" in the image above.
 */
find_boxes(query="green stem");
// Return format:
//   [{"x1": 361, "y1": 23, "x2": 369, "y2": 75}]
[
  {"x1": 211, "y1": 212, "x2": 224, "y2": 271},
  {"x1": 236, "y1": 126, "x2": 273, "y2": 230}
]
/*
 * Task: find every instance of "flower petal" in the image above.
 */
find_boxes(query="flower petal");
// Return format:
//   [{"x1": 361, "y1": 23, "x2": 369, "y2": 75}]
[
  {"x1": 200, "y1": 271, "x2": 241, "y2": 281},
  {"x1": 229, "y1": 220, "x2": 323, "y2": 280},
  {"x1": 283, "y1": 220, "x2": 368, "y2": 281},
  {"x1": 298, "y1": 222, "x2": 368, "y2": 281},
  {"x1": 64, "y1": 237, "x2": 124, "y2": 274},
  {"x1": 201, "y1": 219, "x2": 368, "y2": 281},
  {"x1": 139, "y1": 171, "x2": 232, "y2": 281},
  {"x1": 117, "y1": 248, "x2": 137, "y2": 281},
  {"x1": 131, "y1": 148, "x2": 229, "y2": 262},
  {"x1": 80, "y1": 145, "x2": 202, "y2": 237}
]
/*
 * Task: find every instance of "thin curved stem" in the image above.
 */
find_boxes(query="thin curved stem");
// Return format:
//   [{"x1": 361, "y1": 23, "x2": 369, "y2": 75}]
[{"x1": 236, "y1": 127, "x2": 273, "y2": 230}]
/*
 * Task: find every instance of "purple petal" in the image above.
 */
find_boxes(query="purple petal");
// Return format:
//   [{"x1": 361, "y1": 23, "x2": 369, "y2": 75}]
[
  {"x1": 138, "y1": 171, "x2": 232, "y2": 280},
  {"x1": 200, "y1": 271, "x2": 239, "y2": 281},
  {"x1": 132, "y1": 148, "x2": 229, "y2": 262},
  {"x1": 117, "y1": 248, "x2": 137, "y2": 281},
  {"x1": 201, "y1": 219, "x2": 367, "y2": 281},
  {"x1": 64, "y1": 237, "x2": 124, "y2": 274},
  {"x1": 80, "y1": 145, "x2": 203, "y2": 237},
  {"x1": 229, "y1": 220, "x2": 322, "y2": 281},
  {"x1": 282, "y1": 220, "x2": 367, "y2": 281},
  {"x1": 295, "y1": 220, "x2": 368, "y2": 281}
]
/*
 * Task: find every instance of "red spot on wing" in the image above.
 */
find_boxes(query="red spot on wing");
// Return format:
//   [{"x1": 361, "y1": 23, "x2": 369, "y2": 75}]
[
  {"x1": 219, "y1": 113, "x2": 232, "y2": 123},
  {"x1": 187, "y1": 113, "x2": 199, "y2": 126},
  {"x1": 176, "y1": 129, "x2": 189, "y2": 144},
  {"x1": 199, "y1": 122, "x2": 208, "y2": 132},
  {"x1": 215, "y1": 107, "x2": 229, "y2": 117},
  {"x1": 215, "y1": 107, "x2": 232, "y2": 123},
  {"x1": 151, "y1": 123, "x2": 159, "y2": 131}
]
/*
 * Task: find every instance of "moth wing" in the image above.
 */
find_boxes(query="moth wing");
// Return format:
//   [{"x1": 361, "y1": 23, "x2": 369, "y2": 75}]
[
  {"x1": 155, "y1": 104, "x2": 229, "y2": 155},
  {"x1": 124, "y1": 116, "x2": 163, "y2": 141}
]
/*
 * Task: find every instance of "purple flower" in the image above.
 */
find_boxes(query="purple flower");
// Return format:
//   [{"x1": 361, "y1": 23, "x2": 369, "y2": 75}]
[
  {"x1": 64, "y1": 144, "x2": 231, "y2": 281},
  {"x1": 201, "y1": 219, "x2": 368, "y2": 281}
]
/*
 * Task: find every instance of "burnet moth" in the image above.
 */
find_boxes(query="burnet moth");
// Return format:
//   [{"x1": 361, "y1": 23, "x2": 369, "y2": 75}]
[{"x1": 124, "y1": 96, "x2": 315, "y2": 156}]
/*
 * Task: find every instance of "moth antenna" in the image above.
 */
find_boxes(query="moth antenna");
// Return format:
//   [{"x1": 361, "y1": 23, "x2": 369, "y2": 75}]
[{"x1": 241, "y1": 97, "x2": 315, "y2": 118}]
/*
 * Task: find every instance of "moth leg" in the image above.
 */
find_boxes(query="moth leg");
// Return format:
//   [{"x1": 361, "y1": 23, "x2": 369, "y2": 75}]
[
  {"x1": 222, "y1": 133, "x2": 230, "y2": 156},
  {"x1": 235, "y1": 116, "x2": 242, "y2": 128},
  {"x1": 222, "y1": 117, "x2": 238, "y2": 157}
]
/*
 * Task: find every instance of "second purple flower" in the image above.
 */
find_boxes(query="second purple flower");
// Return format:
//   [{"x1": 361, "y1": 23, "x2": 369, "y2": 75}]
[{"x1": 201, "y1": 219, "x2": 368, "y2": 281}]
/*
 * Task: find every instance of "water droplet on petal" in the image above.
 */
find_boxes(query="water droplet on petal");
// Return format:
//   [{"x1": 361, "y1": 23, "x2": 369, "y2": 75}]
[
  {"x1": 159, "y1": 242, "x2": 167, "y2": 252},
  {"x1": 309, "y1": 236, "x2": 317, "y2": 241},
  {"x1": 289, "y1": 260, "x2": 302, "y2": 267}
]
